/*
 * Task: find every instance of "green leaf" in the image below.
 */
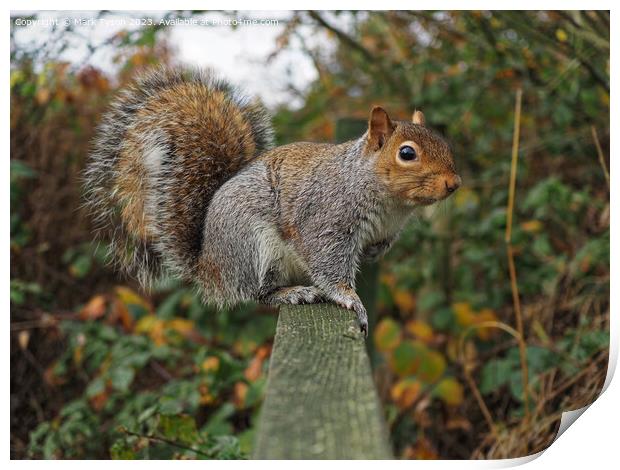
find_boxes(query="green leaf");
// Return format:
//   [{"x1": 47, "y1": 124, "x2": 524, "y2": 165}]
[
  {"x1": 431, "y1": 307, "x2": 454, "y2": 331},
  {"x1": 158, "y1": 414, "x2": 199, "y2": 445},
  {"x1": 417, "y1": 291, "x2": 445, "y2": 313},
  {"x1": 237, "y1": 428, "x2": 255, "y2": 456},
  {"x1": 389, "y1": 340, "x2": 426, "y2": 376},
  {"x1": 202, "y1": 403, "x2": 235, "y2": 436},
  {"x1": 85, "y1": 377, "x2": 106, "y2": 398},
  {"x1": 434, "y1": 377, "x2": 465, "y2": 406},
  {"x1": 244, "y1": 377, "x2": 266, "y2": 408},
  {"x1": 110, "y1": 367, "x2": 135, "y2": 392},
  {"x1": 205, "y1": 435, "x2": 243, "y2": 459},
  {"x1": 158, "y1": 397, "x2": 184, "y2": 416},
  {"x1": 479, "y1": 358, "x2": 513, "y2": 394},
  {"x1": 509, "y1": 370, "x2": 541, "y2": 402},
  {"x1": 524, "y1": 346, "x2": 558, "y2": 372},
  {"x1": 69, "y1": 254, "x2": 92, "y2": 278},
  {"x1": 127, "y1": 304, "x2": 150, "y2": 319},
  {"x1": 10, "y1": 159, "x2": 36, "y2": 180},
  {"x1": 110, "y1": 439, "x2": 136, "y2": 460},
  {"x1": 417, "y1": 349, "x2": 446, "y2": 384},
  {"x1": 43, "y1": 434, "x2": 58, "y2": 459},
  {"x1": 156, "y1": 289, "x2": 187, "y2": 319},
  {"x1": 374, "y1": 318, "x2": 402, "y2": 352},
  {"x1": 10, "y1": 288, "x2": 24, "y2": 305},
  {"x1": 137, "y1": 405, "x2": 158, "y2": 424}
]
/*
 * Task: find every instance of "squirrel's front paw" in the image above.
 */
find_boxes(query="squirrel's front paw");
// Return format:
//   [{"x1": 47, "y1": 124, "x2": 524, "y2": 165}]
[
  {"x1": 331, "y1": 293, "x2": 368, "y2": 337},
  {"x1": 351, "y1": 301, "x2": 369, "y2": 337}
]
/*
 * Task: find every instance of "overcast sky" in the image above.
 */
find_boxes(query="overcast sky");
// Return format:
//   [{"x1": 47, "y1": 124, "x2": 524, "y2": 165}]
[{"x1": 11, "y1": 10, "x2": 340, "y2": 108}]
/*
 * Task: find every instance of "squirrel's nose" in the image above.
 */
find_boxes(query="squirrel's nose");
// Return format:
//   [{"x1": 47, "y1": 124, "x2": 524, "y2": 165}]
[{"x1": 444, "y1": 174, "x2": 461, "y2": 194}]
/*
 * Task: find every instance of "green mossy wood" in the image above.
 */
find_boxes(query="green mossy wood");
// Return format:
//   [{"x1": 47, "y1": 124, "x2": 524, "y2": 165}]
[{"x1": 253, "y1": 303, "x2": 393, "y2": 459}]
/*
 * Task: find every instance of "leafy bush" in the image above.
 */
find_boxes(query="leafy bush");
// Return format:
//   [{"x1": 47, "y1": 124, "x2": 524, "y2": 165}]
[{"x1": 26, "y1": 286, "x2": 273, "y2": 459}]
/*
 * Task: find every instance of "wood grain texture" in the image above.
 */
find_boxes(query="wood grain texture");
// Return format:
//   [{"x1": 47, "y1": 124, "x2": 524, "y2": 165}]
[{"x1": 253, "y1": 303, "x2": 393, "y2": 459}]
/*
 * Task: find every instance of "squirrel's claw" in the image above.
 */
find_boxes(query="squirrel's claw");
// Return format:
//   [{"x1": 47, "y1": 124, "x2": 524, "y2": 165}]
[
  {"x1": 334, "y1": 298, "x2": 368, "y2": 338},
  {"x1": 324, "y1": 286, "x2": 369, "y2": 338},
  {"x1": 340, "y1": 306, "x2": 368, "y2": 338},
  {"x1": 359, "y1": 319, "x2": 368, "y2": 337},
  {"x1": 354, "y1": 305, "x2": 369, "y2": 338}
]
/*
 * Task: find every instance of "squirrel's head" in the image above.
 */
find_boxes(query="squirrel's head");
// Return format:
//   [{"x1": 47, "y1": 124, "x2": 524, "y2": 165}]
[{"x1": 365, "y1": 106, "x2": 461, "y2": 206}]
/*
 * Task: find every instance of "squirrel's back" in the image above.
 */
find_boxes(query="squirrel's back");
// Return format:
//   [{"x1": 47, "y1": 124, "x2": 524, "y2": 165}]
[{"x1": 84, "y1": 67, "x2": 274, "y2": 286}]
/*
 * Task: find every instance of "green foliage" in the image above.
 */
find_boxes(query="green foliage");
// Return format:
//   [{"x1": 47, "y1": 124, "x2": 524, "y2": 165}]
[
  {"x1": 10, "y1": 279, "x2": 42, "y2": 305},
  {"x1": 25, "y1": 286, "x2": 268, "y2": 459},
  {"x1": 480, "y1": 346, "x2": 557, "y2": 399},
  {"x1": 10, "y1": 160, "x2": 36, "y2": 249},
  {"x1": 28, "y1": 400, "x2": 101, "y2": 459},
  {"x1": 61, "y1": 243, "x2": 108, "y2": 279}
]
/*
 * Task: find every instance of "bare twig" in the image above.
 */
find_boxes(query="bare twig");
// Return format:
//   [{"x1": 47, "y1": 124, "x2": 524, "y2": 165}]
[
  {"x1": 119, "y1": 427, "x2": 211, "y2": 458},
  {"x1": 505, "y1": 88, "x2": 522, "y2": 244},
  {"x1": 306, "y1": 11, "x2": 409, "y2": 102},
  {"x1": 463, "y1": 366, "x2": 497, "y2": 437},
  {"x1": 591, "y1": 126, "x2": 610, "y2": 189},
  {"x1": 150, "y1": 360, "x2": 173, "y2": 381},
  {"x1": 505, "y1": 88, "x2": 531, "y2": 429},
  {"x1": 497, "y1": 11, "x2": 609, "y2": 92},
  {"x1": 458, "y1": 320, "x2": 524, "y2": 437},
  {"x1": 307, "y1": 11, "x2": 374, "y2": 61},
  {"x1": 544, "y1": 348, "x2": 608, "y2": 404}
]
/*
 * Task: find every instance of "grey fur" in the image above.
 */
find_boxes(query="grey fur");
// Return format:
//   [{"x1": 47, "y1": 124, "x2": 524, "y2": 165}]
[{"x1": 198, "y1": 138, "x2": 413, "y2": 334}]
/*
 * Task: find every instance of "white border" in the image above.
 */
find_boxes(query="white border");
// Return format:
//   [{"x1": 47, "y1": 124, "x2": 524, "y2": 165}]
[{"x1": 5, "y1": 3, "x2": 617, "y2": 467}]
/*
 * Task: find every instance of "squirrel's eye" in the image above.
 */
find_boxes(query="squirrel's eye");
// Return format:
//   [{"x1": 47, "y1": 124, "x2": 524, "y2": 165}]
[{"x1": 399, "y1": 145, "x2": 417, "y2": 161}]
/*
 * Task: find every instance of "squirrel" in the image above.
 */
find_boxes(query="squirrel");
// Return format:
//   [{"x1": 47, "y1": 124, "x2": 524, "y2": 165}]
[{"x1": 84, "y1": 67, "x2": 460, "y2": 336}]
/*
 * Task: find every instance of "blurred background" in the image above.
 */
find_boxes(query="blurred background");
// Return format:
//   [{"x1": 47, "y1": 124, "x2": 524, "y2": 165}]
[{"x1": 10, "y1": 10, "x2": 609, "y2": 460}]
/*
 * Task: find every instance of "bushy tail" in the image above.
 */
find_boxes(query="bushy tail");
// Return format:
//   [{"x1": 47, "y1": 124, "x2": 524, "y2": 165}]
[{"x1": 83, "y1": 67, "x2": 274, "y2": 287}]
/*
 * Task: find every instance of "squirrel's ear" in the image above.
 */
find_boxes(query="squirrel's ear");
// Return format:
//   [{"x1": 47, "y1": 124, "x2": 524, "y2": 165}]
[
  {"x1": 368, "y1": 106, "x2": 394, "y2": 151},
  {"x1": 412, "y1": 110, "x2": 426, "y2": 126}
]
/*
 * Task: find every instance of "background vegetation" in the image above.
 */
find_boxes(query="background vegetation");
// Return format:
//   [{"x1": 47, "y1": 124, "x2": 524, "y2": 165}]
[{"x1": 11, "y1": 10, "x2": 609, "y2": 459}]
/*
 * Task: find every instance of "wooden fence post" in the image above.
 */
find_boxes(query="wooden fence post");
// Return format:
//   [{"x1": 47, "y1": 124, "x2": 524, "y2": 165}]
[{"x1": 253, "y1": 304, "x2": 393, "y2": 459}]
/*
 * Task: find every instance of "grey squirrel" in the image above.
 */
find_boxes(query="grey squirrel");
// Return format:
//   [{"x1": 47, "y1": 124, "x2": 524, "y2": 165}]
[{"x1": 84, "y1": 67, "x2": 460, "y2": 336}]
